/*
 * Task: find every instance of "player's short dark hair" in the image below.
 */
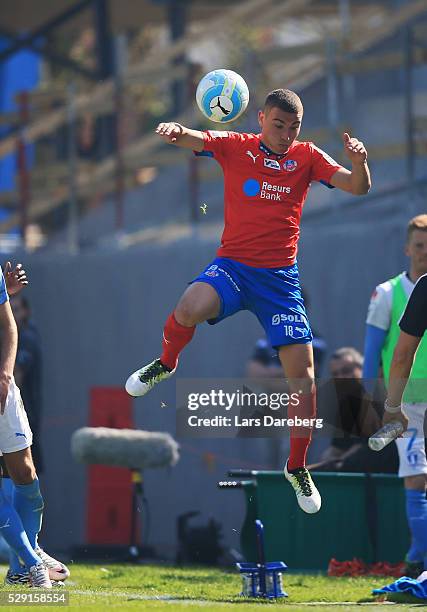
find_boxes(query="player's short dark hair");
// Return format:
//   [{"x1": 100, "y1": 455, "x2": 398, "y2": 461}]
[
  {"x1": 407, "y1": 214, "x2": 427, "y2": 241},
  {"x1": 264, "y1": 89, "x2": 303, "y2": 115}
]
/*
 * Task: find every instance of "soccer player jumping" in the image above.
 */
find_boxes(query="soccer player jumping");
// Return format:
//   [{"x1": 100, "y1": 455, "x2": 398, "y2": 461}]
[{"x1": 126, "y1": 89, "x2": 371, "y2": 513}]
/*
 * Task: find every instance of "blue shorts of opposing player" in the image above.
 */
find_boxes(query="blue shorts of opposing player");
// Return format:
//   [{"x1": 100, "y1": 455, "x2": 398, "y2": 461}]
[{"x1": 191, "y1": 257, "x2": 312, "y2": 349}]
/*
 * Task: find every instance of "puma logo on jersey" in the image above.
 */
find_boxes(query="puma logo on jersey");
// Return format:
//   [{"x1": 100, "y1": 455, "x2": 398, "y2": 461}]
[{"x1": 246, "y1": 150, "x2": 259, "y2": 164}]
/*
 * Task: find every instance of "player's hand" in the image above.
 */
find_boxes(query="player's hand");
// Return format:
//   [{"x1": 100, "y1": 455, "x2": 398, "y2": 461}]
[
  {"x1": 156, "y1": 122, "x2": 185, "y2": 144},
  {"x1": 343, "y1": 132, "x2": 368, "y2": 164},
  {"x1": 0, "y1": 371, "x2": 12, "y2": 415},
  {"x1": 4, "y1": 262, "x2": 28, "y2": 296},
  {"x1": 382, "y1": 406, "x2": 409, "y2": 434}
]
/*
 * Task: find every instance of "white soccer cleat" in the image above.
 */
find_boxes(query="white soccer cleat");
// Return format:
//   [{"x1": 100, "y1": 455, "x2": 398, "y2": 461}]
[
  {"x1": 125, "y1": 358, "x2": 176, "y2": 397},
  {"x1": 28, "y1": 562, "x2": 52, "y2": 588},
  {"x1": 35, "y1": 547, "x2": 70, "y2": 582},
  {"x1": 284, "y1": 461, "x2": 321, "y2": 514}
]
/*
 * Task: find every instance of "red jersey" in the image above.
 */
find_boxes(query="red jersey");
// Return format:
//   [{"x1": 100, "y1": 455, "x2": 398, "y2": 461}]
[{"x1": 200, "y1": 131, "x2": 343, "y2": 268}]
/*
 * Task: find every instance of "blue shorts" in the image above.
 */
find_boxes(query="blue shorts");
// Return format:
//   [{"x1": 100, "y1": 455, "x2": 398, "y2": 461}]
[{"x1": 190, "y1": 257, "x2": 312, "y2": 349}]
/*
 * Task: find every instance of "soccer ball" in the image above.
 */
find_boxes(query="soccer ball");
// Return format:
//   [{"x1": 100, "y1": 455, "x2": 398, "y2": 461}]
[{"x1": 195, "y1": 69, "x2": 249, "y2": 123}]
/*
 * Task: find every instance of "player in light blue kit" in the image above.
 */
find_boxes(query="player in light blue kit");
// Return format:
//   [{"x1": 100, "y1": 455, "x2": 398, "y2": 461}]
[{"x1": 0, "y1": 264, "x2": 69, "y2": 587}]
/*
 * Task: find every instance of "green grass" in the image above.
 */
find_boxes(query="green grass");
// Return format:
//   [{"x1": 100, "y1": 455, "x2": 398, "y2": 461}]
[{"x1": 0, "y1": 564, "x2": 424, "y2": 611}]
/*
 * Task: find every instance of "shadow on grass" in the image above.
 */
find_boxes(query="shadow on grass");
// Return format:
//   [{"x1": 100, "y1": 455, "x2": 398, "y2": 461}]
[{"x1": 385, "y1": 592, "x2": 427, "y2": 605}]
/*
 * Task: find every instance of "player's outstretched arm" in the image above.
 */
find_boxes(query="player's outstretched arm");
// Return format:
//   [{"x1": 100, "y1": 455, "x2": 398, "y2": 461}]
[
  {"x1": 329, "y1": 132, "x2": 371, "y2": 195},
  {"x1": 156, "y1": 122, "x2": 204, "y2": 152}
]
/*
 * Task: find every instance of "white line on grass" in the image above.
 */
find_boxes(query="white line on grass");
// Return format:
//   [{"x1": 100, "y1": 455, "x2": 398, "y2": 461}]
[
  {"x1": 72, "y1": 590, "x2": 213, "y2": 605},
  {"x1": 71, "y1": 590, "x2": 404, "y2": 607}
]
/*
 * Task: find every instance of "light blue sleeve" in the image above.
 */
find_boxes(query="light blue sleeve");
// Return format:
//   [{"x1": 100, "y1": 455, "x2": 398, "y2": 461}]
[
  {"x1": 363, "y1": 324, "x2": 387, "y2": 392},
  {"x1": 0, "y1": 268, "x2": 8, "y2": 305}
]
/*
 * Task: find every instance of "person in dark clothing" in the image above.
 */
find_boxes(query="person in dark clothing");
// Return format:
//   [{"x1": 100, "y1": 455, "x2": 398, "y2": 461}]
[
  {"x1": 380, "y1": 272, "x2": 427, "y2": 579},
  {"x1": 315, "y1": 347, "x2": 398, "y2": 474}
]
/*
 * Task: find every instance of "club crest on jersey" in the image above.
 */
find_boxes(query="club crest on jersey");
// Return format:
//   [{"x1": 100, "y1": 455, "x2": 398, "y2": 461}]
[
  {"x1": 283, "y1": 159, "x2": 298, "y2": 172},
  {"x1": 264, "y1": 158, "x2": 281, "y2": 170}
]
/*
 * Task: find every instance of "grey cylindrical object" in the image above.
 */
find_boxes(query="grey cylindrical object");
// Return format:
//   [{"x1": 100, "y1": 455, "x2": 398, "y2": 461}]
[
  {"x1": 368, "y1": 422, "x2": 404, "y2": 452},
  {"x1": 71, "y1": 427, "x2": 179, "y2": 469}
]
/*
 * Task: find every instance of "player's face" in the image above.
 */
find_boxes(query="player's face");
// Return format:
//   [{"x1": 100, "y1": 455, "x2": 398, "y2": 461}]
[
  {"x1": 330, "y1": 357, "x2": 361, "y2": 379},
  {"x1": 405, "y1": 229, "x2": 427, "y2": 274},
  {"x1": 258, "y1": 107, "x2": 302, "y2": 154}
]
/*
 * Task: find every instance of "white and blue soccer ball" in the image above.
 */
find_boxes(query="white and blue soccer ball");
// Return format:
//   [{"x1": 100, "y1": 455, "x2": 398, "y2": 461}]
[{"x1": 195, "y1": 69, "x2": 249, "y2": 123}]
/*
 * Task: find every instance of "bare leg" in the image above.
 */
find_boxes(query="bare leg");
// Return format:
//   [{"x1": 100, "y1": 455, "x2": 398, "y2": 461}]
[
  {"x1": 3, "y1": 448, "x2": 36, "y2": 485},
  {"x1": 174, "y1": 282, "x2": 221, "y2": 326}
]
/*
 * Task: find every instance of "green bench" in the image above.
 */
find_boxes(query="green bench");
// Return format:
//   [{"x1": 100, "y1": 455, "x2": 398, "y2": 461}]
[{"x1": 224, "y1": 471, "x2": 409, "y2": 570}]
